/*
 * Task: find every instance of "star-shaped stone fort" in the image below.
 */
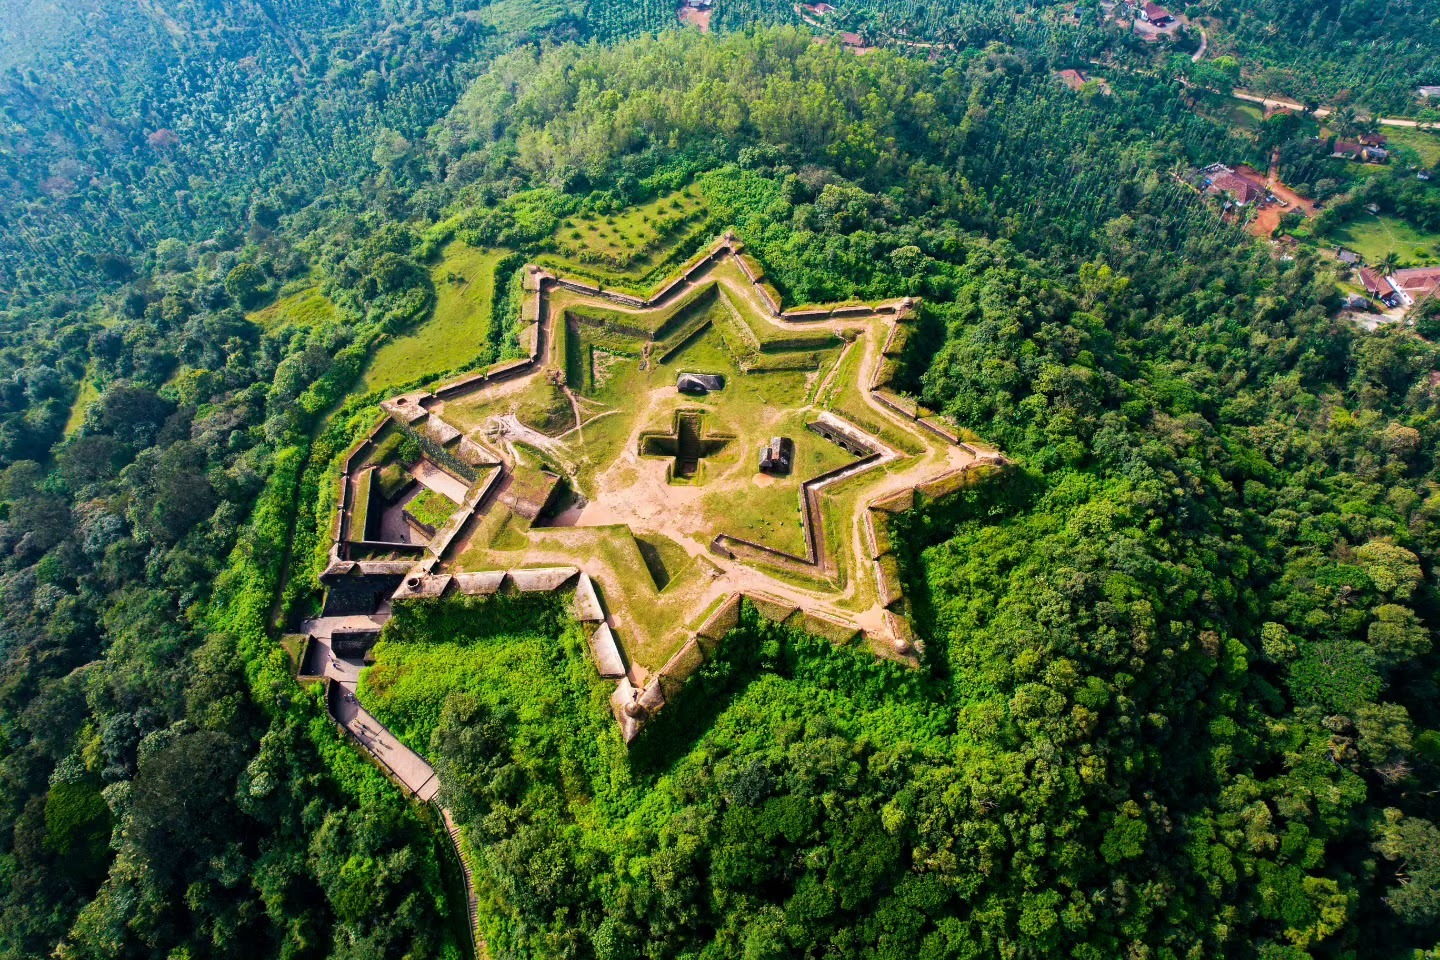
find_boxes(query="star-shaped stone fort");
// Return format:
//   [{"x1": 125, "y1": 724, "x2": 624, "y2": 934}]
[{"x1": 318, "y1": 233, "x2": 1006, "y2": 742}]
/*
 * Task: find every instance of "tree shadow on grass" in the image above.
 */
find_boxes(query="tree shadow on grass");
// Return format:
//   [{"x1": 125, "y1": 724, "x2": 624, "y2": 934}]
[
  {"x1": 627, "y1": 471, "x2": 1043, "y2": 778},
  {"x1": 627, "y1": 619, "x2": 767, "y2": 779},
  {"x1": 626, "y1": 606, "x2": 954, "y2": 781}
]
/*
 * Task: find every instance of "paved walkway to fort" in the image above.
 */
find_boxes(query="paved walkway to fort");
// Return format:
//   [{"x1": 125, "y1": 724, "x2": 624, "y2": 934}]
[{"x1": 303, "y1": 614, "x2": 440, "y2": 802}]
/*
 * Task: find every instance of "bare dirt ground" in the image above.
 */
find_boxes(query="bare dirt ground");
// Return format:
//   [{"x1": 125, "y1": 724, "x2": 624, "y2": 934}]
[
  {"x1": 677, "y1": 5, "x2": 711, "y2": 31},
  {"x1": 567, "y1": 384, "x2": 709, "y2": 537},
  {"x1": 411, "y1": 461, "x2": 469, "y2": 502},
  {"x1": 487, "y1": 413, "x2": 577, "y2": 474},
  {"x1": 1133, "y1": 17, "x2": 1182, "y2": 41},
  {"x1": 1238, "y1": 160, "x2": 1317, "y2": 238}
]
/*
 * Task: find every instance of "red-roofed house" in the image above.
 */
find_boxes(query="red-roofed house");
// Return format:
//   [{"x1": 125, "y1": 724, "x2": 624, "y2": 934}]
[
  {"x1": 1139, "y1": 2, "x2": 1173, "y2": 24},
  {"x1": 1208, "y1": 170, "x2": 1262, "y2": 206},
  {"x1": 1360, "y1": 268, "x2": 1401, "y2": 306},
  {"x1": 838, "y1": 31, "x2": 864, "y2": 46},
  {"x1": 1389, "y1": 266, "x2": 1440, "y2": 306},
  {"x1": 1332, "y1": 139, "x2": 1389, "y2": 163},
  {"x1": 1057, "y1": 69, "x2": 1089, "y2": 91}
]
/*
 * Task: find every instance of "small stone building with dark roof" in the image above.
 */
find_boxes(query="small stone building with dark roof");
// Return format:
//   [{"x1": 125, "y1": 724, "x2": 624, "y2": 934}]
[
  {"x1": 677, "y1": 372, "x2": 725, "y2": 395},
  {"x1": 758, "y1": 436, "x2": 793, "y2": 475}
]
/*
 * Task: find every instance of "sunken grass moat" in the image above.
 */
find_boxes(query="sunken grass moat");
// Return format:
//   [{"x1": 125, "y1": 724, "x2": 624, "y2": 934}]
[{"x1": 307, "y1": 228, "x2": 1008, "y2": 747}]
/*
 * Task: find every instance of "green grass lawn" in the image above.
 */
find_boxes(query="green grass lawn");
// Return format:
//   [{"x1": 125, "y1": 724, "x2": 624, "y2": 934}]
[
  {"x1": 63, "y1": 376, "x2": 99, "y2": 437},
  {"x1": 1224, "y1": 99, "x2": 1264, "y2": 132},
  {"x1": 407, "y1": 487, "x2": 458, "y2": 528},
  {"x1": 1323, "y1": 213, "x2": 1440, "y2": 266},
  {"x1": 246, "y1": 285, "x2": 338, "y2": 329},
  {"x1": 1194, "y1": 91, "x2": 1269, "y2": 135},
  {"x1": 1379, "y1": 126, "x2": 1440, "y2": 168},
  {"x1": 475, "y1": 0, "x2": 583, "y2": 32},
  {"x1": 363, "y1": 244, "x2": 508, "y2": 394}
]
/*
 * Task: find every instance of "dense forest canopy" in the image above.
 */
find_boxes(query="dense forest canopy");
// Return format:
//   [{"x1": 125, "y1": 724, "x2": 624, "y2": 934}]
[
  {"x1": 1192, "y1": 0, "x2": 1440, "y2": 114},
  {"x1": 0, "y1": 5, "x2": 1438, "y2": 960}
]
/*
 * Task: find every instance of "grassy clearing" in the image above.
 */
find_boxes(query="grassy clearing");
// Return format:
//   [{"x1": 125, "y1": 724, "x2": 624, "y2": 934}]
[
  {"x1": 1193, "y1": 91, "x2": 1273, "y2": 136},
  {"x1": 697, "y1": 425, "x2": 852, "y2": 557},
  {"x1": 407, "y1": 488, "x2": 458, "y2": 528},
  {"x1": 554, "y1": 188, "x2": 706, "y2": 265},
  {"x1": 1379, "y1": 127, "x2": 1440, "y2": 167},
  {"x1": 63, "y1": 376, "x2": 99, "y2": 438},
  {"x1": 357, "y1": 594, "x2": 606, "y2": 758},
  {"x1": 1322, "y1": 213, "x2": 1440, "y2": 266},
  {"x1": 363, "y1": 244, "x2": 507, "y2": 393},
  {"x1": 476, "y1": 0, "x2": 582, "y2": 32},
  {"x1": 246, "y1": 286, "x2": 338, "y2": 330}
]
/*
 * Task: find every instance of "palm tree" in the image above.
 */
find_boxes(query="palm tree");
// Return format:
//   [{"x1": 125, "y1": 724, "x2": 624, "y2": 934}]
[
  {"x1": 1331, "y1": 106, "x2": 1359, "y2": 139},
  {"x1": 1379, "y1": 251, "x2": 1401, "y2": 275}
]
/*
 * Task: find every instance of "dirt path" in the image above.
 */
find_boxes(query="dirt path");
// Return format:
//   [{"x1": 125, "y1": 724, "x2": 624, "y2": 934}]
[
  {"x1": 488, "y1": 414, "x2": 577, "y2": 473},
  {"x1": 1229, "y1": 89, "x2": 1439, "y2": 130}
]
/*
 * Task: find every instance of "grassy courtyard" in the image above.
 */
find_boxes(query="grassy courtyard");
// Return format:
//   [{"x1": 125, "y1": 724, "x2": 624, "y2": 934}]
[{"x1": 408, "y1": 488, "x2": 459, "y2": 528}]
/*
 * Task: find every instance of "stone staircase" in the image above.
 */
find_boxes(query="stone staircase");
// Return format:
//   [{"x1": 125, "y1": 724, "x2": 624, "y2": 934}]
[
  {"x1": 675, "y1": 411, "x2": 703, "y2": 477},
  {"x1": 440, "y1": 806, "x2": 483, "y2": 958}
]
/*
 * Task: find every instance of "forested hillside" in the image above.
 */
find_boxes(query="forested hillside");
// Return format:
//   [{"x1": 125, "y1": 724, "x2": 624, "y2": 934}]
[
  {"x1": 1192, "y1": 0, "x2": 1440, "y2": 114},
  {"x1": 0, "y1": 8, "x2": 1438, "y2": 960},
  {"x1": 402, "y1": 31, "x2": 1440, "y2": 959},
  {"x1": 0, "y1": 0, "x2": 560, "y2": 301}
]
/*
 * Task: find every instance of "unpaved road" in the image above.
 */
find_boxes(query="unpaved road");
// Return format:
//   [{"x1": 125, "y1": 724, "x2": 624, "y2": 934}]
[{"x1": 1229, "y1": 89, "x2": 1439, "y2": 130}]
